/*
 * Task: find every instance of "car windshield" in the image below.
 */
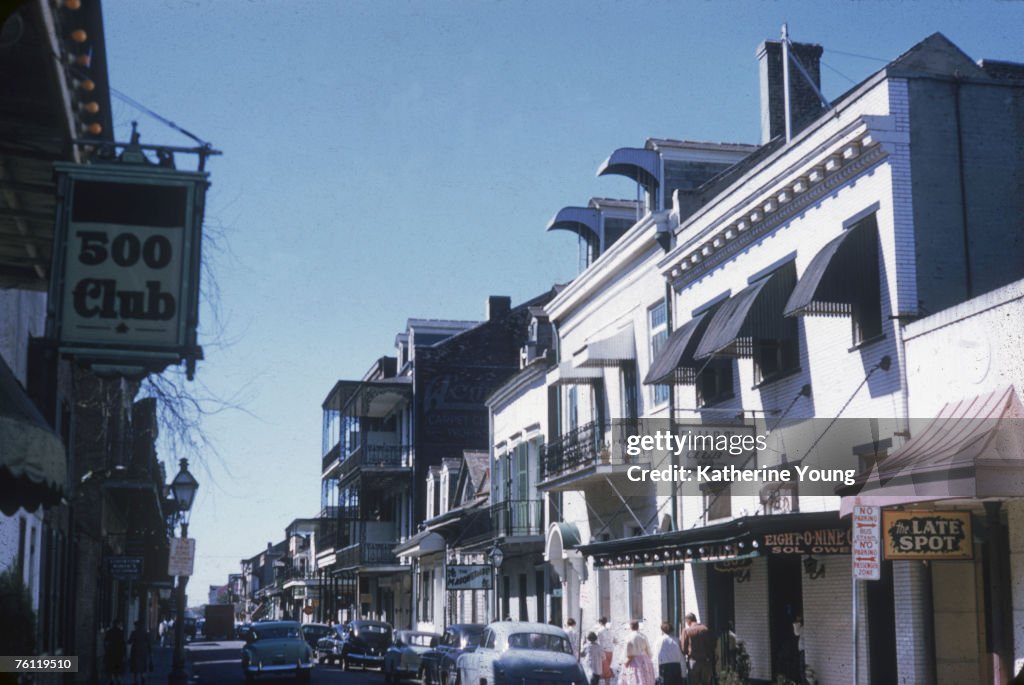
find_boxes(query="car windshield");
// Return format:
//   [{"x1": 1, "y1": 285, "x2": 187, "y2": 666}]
[
  {"x1": 507, "y1": 633, "x2": 571, "y2": 653},
  {"x1": 461, "y1": 628, "x2": 484, "y2": 648},
  {"x1": 303, "y1": 626, "x2": 331, "y2": 638},
  {"x1": 405, "y1": 633, "x2": 436, "y2": 647},
  {"x1": 252, "y1": 625, "x2": 300, "y2": 641},
  {"x1": 356, "y1": 624, "x2": 389, "y2": 636}
]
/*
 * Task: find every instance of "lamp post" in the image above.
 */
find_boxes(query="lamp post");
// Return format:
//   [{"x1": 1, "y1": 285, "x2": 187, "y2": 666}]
[
  {"x1": 488, "y1": 544, "x2": 504, "y2": 622},
  {"x1": 168, "y1": 458, "x2": 198, "y2": 685}
]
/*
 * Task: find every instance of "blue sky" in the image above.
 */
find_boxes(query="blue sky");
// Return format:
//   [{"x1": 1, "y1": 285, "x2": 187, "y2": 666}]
[{"x1": 100, "y1": 1, "x2": 1024, "y2": 599}]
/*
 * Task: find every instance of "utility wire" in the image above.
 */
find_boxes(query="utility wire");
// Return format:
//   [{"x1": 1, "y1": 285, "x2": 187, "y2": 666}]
[{"x1": 824, "y1": 48, "x2": 890, "y2": 63}]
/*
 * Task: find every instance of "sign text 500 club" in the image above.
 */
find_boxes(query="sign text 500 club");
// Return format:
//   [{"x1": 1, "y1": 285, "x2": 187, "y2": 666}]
[{"x1": 71, "y1": 230, "x2": 177, "y2": 321}]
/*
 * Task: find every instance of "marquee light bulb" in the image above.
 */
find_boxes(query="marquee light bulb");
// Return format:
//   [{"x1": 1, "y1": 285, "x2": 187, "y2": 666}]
[{"x1": 70, "y1": 29, "x2": 87, "y2": 43}]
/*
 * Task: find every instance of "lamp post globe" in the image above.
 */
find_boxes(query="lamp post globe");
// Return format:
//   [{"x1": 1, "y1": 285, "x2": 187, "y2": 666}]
[{"x1": 168, "y1": 458, "x2": 199, "y2": 685}]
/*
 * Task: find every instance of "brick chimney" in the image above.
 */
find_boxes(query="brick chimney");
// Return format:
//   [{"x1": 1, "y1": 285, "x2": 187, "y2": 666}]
[
  {"x1": 757, "y1": 39, "x2": 824, "y2": 144},
  {"x1": 486, "y1": 295, "x2": 511, "y2": 321}
]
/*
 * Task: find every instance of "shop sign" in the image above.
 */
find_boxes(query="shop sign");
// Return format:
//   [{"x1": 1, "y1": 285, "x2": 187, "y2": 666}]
[
  {"x1": 852, "y1": 505, "x2": 881, "y2": 581},
  {"x1": 446, "y1": 564, "x2": 493, "y2": 590},
  {"x1": 51, "y1": 162, "x2": 208, "y2": 377},
  {"x1": 882, "y1": 510, "x2": 973, "y2": 560},
  {"x1": 763, "y1": 526, "x2": 851, "y2": 555},
  {"x1": 107, "y1": 556, "x2": 143, "y2": 580},
  {"x1": 168, "y1": 537, "x2": 196, "y2": 577}
]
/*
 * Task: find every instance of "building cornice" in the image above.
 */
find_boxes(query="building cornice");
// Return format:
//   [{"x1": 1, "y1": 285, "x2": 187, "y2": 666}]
[{"x1": 659, "y1": 114, "x2": 905, "y2": 289}]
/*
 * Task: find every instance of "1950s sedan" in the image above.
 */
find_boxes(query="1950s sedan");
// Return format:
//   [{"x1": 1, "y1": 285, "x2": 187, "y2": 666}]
[
  {"x1": 456, "y1": 622, "x2": 586, "y2": 685},
  {"x1": 240, "y1": 620, "x2": 314, "y2": 683},
  {"x1": 383, "y1": 630, "x2": 441, "y2": 683}
]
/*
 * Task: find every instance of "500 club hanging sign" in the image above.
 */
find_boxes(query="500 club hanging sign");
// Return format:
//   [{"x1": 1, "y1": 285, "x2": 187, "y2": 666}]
[{"x1": 50, "y1": 162, "x2": 208, "y2": 376}]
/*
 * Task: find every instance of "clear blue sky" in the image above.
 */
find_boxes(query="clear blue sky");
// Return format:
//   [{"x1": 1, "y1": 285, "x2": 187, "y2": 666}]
[{"x1": 101, "y1": 1, "x2": 1024, "y2": 599}]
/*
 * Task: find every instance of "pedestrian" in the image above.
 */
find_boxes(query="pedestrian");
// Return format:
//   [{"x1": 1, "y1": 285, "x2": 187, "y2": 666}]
[
  {"x1": 619, "y1": 620, "x2": 655, "y2": 685},
  {"x1": 593, "y1": 617, "x2": 615, "y2": 683},
  {"x1": 566, "y1": 618, "x2": 580, "y2": 659},
  {"x1": 104, "y1": 620, "x2": 125, "y2": 685},
  {"x1": 157, "y1": 619, "x2": 166, "y2": 649},
  {"x1": 793, "y1": 615, "x2": 807, "y2": 685},
  {"x1": 652, "y1": 623, "x2": 684, "y2": 685},
  {"x1": 582, "y1": 632, "x2": 605, "y2": 685},
  {"x1": 128, "y1": 620, "x2": 152, "y2": 685},
  {"x1": 680, "y1": 613, "x2": 714, "y2": 685}
]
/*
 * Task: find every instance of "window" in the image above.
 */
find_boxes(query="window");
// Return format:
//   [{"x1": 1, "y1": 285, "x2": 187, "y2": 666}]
[
  {"x1": 850, "y1": 215, "x2": 883, "y2": 344},
  {"x1": 567, "y1": 386, "x2": 579, "y2": 431},
  {"x1": 649, "y1": 301, "x2": 670, "y2": 405},
  {"x1": 696, "y1": 359, "x2": 734, "y2": 407},
  {"x1": 752, "y1": 261, "x2": 800, "y2": 384},
  {"x1": 621, "y1": 362, "x2": 639, "y2": 419},
  {"x1": 704, "y1": 482, "x2": 732, "y2": 520}
]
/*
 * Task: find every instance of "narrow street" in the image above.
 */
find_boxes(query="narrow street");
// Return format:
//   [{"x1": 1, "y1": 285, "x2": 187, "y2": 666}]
[{"x1": 188, "y1": 640, "x2": 394, "y2": 685}]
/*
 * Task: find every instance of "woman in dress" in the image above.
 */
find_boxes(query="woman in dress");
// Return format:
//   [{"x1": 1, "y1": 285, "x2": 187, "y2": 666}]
[
  {"x1": 619, "y1": 620, "x2": 656, "y2": 685},
  {"x1": 127, "y1": 620, "x2": 151, "y2": 685}
]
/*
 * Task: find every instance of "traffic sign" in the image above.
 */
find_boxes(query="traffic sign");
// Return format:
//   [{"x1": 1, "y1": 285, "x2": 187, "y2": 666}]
[
  {"x1": 852, "y1": 505, "x2": 881, "y2": 580},
  {"x1": 168, "y1": 537, "x2": 196, "y2": 577}
]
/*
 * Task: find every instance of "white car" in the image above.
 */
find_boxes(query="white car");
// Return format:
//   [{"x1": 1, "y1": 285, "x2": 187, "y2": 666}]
[{"x1": 456, "y1": 622, "x2": 586, "y2": 685}]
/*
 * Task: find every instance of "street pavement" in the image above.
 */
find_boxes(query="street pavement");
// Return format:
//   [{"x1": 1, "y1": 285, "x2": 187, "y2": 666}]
[{"x1": 186, "y1": 640, "x2": 391, "y2": 685}]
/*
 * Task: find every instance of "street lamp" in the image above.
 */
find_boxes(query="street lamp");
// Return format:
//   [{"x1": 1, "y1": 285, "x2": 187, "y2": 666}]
[
  {"x1": 168, "y1": 459, "x2": 198, "y2": 685},
  {"x1": 488, "y1": 544, "x2": 504, "y2": 621}
]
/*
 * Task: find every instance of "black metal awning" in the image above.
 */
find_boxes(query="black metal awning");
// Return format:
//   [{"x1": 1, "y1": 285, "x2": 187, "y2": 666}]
[
  {"x1": 784, "y1": 216, "x2": 879, "y2": 317},
  {"x1": 579, "y1": 511, "x2": 847, "y2": 570},
  {"x1": 643, "y1": 311, "x2": 711, "y2": 385},
  {"x1": 694, "y1": 260, "x2": 796, "y2": 359},
  {"x1": 0, "y1": 355, "x2": 65, "y2": 514},
  {"x1": 597, "y1": 148, "x2": 660, "y2": 189}
]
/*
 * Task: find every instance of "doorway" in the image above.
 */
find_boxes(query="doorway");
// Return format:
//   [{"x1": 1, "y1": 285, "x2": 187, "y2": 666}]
[{"x1": 768, "y1": 556, "x2": 803, "y2": 682}]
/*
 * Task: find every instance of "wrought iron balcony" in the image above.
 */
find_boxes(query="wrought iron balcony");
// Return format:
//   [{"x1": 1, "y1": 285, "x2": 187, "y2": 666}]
[
  {"x1": 540, "y1": 419, "x2": 644, "y2": 484},
  {"x1": 337, "y1": 541, "x2": 399, "y2": 568},
  {"x1": 491, "y1": 499, "x2": 544, "y2": 538},
  {"x1": 321, "y1": 442, "x2": 341, "y2": 474},
  {"x1": 337, "y1": 444, "x2": 413, "y2": 486}
]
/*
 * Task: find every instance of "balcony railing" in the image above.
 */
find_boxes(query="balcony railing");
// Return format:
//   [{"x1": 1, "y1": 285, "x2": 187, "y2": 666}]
[
  {"x1": 540, "y1": 419, "x2": 643, "y2": 481},
  {"x1": 322, "y1": 442, "x2": 341, "y2": 473},
  {"x1": 491, "y1": 499, "x2": 544, "y2": 538},
  {"x1": 337, "y1": 541, "x2": 398, "y2": 568},
  {"x1": 338, "y1": 444, "x2": 412, "y2": 483}
]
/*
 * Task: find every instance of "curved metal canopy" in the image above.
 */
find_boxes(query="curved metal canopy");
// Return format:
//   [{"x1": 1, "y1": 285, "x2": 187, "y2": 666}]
[
  {"x1": 597, "y1": 147, "x2": 660, "y2": 188},
  {"x1": 546, "y1": 206, "x2": 601, "y2": 244},
  {"x1": 643, "y1": 312, "x2": 711, "y2": 385}
]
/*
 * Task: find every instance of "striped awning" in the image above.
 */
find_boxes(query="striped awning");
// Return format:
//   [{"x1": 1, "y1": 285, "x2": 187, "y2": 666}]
[
  {"x1": 643, "y1": 312, "x2": 711, "y2": 385},
  {"x1": 841, "y1": 386, "x2": 1024, "y2": 515},
  {"x1": 0, "y1": 356, "x2": 65, "y2": 515},
  {"x1": 785, "y1": 216, "x2": 879, "y2": 317},
  {"x1": 551, "y1": 361, "x2": 603, "y2": 386},
  {"x1": 574, "y1": 326, "x2": 635, "y2": 368}
]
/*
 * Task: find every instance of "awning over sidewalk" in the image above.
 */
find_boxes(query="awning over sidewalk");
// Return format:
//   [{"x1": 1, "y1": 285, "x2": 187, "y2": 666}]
[
  {"x1": 0, "y1": 356, "x2": 65, "y2": 514},
  {"x1": 841, "y1": 386, "x2": 1024, "y2": 516},
  {"x1": 579, "y1": 511, "x2": 847, "y2": 570}
]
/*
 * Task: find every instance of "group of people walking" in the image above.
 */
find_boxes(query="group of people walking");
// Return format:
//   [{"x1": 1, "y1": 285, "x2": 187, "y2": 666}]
[
  {"x1": 567, "y1": 614, "x2": 716, "y2": 685},
  {"x1": 102, "y1": 620, "x2": 153, "y2": 685}
]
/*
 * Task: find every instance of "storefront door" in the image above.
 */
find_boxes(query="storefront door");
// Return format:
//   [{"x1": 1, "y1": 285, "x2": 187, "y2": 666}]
[{"x1": 768, "y1": 556, "x2": 802, "y2": 681}]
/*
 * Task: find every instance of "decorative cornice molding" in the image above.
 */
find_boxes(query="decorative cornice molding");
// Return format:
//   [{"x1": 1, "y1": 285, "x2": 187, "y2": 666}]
[{"x1": 662, "y1": 128, "x2": 888, "y2": 290}]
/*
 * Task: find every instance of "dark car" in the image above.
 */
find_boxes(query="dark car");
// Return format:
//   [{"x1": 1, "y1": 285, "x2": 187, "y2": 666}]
[
  {"x1": 318, "y1": 620, "x2": 392, "y2": 670},
  {"x1": 421, "y1": 624, "x2": 485, "y2": 685},
  {"x1": 301, "y1": 623, "x2": 332, "y2": 651},
  {"x1": 383, "y1": 630, "x2": 441, "y2": 683}
]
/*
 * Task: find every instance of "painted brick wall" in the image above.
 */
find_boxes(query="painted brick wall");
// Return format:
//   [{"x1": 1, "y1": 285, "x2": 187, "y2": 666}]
[{"x1": 734, "y1": 559, "x2": 771, "y2": 681}]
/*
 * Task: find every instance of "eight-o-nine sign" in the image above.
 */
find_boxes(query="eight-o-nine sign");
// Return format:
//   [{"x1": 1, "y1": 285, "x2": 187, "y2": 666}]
[{"x1": 50, "y1": 161, "x2": 208, "y2": 377}]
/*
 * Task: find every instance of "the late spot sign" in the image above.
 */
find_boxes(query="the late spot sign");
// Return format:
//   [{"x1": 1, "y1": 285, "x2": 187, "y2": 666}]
[
  {"x1": 50, "y1": 160, "x2": 208, "y2": 377},
  {"x1": 882, "y1": 510, "x2": 973, "y2": 560}
]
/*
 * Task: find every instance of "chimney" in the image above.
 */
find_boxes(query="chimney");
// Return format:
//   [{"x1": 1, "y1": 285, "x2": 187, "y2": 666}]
[
  {"x1": 757, "y1": 39, "x2": 824, "y2": 144},
  {"x1": 486, "y1": 295, "x2": 511, "y2": 321}
]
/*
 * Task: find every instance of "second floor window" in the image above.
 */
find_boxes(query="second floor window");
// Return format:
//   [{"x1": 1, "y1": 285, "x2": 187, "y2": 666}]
[{"x1": 649, "y1": 301, "x2": 670, "y2": 405}]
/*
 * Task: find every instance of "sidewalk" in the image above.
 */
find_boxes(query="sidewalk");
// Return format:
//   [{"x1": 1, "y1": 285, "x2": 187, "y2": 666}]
[{"x1": 145, "y1": 645, "x2": 190, "y2": 683}]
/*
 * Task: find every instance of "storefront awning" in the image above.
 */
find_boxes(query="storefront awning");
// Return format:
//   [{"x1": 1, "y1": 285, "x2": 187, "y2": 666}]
[
  {"x1": 573, "y1": 326, "x2": 635, "y2": 368},
  {"x1": 597, "y1": 147, "x2": 660, "y2": 189},
  {"x1": 580, "y1": 511, "x2": 846, "y2": 570},
  {"x1": 0, "y1": 356, "x2": 65, "y2": 515},
  {"x1": 841, "y1": 386, "x2": 1024, "y2": 516},
  {"x1": 784, "y1": 217, "x2": 879, "y2": 317},
  {"x1": 395, "y1": 530, "x2": 446, "y2": 559},
  {"x1": 643, "y1": 312, "x2": 711, "y2": 385}
]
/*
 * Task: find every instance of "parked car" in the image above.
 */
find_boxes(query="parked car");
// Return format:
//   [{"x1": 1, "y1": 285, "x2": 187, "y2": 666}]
[
  {"x1": 457, "y1": 622, "x2": 586, "y2": 685},
  {"x1": 315, "y1": 623, "x2": 350, "y2": 665},
  {"x1": 421, "y1": 624, "x2": 485, "y2": 685},
  {"x1": 236, "y1": 622, "x2": 252, "y2": 640},
  {"x1": 384, "y1": 630, "x2": 441, "y2": 683},
  {"x1": 240, "y1": 620, "x2": 314, "y2": 683},
  {"x1": 317, "y1": 620, "x2": 392, "y2": 670},
  {"x1": 301, "y1": 622, "x2": 333, "y2": 651}
]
